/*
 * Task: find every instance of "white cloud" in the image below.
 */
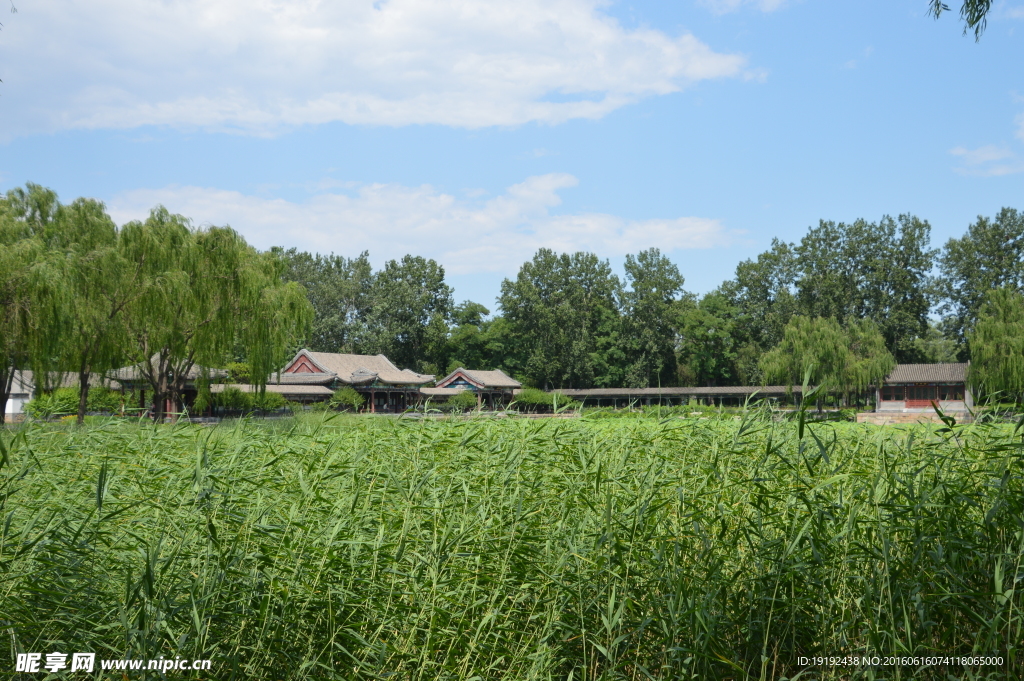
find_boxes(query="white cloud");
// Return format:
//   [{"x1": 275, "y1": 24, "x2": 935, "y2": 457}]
[
  {"x1": 0, "y1": 0, "x2": 748, "y2": 137},
  {"x1": 1017, "y1": 112, "x2": 1024, "y2": 141},
  {"x1": 950, "y1": 145, "x2": 1024, "y2": 176},
  {"x1": 699, "y1": 0, "x2": 787, "y2": 15},
  {"x1": 106, "y1": 174, "x2": 739, "y2": 275}
]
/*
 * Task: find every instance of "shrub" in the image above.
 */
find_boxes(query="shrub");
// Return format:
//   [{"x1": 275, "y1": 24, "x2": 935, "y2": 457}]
[
  {"x1": 330, "y1": 386, "x2": 365, "y2": 411},
  {"x1": 446, "y1": 390, "x2": 479, "y2": 412},
  {"x1": 25, "y1": 386, "x2": 123, "y2": 418},
  {"x1": 224, "y1": 362, "x2": 252, "y2": 383},
  {"x1": 512, "y1": 388, "x2": 579, "y2": 413},
  {"x1": 214, "y1": 387, "x2": 253, "y2": 411},
  {"x1": 253, "y1": 391, "x2": 287, "y2": 412}
]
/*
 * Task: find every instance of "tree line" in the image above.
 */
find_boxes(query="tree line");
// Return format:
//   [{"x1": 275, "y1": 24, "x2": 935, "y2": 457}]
[
  {"x1": 5, "y1": 181, "x2": 1024, "y2": 424},
  {"x1": 274, "y1": 208, "x2": 1024, "y2": 401},
  {"x1": 1, "y1": 184, "x2": 312, "y2": 423}
]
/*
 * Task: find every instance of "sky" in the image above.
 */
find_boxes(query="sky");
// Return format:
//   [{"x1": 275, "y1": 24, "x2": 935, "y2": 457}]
[{"x1": 1, "y1": 0, "x2": 1023, "y2": 311}]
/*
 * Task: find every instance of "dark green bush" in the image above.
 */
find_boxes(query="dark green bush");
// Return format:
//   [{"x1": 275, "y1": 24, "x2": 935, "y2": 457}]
[
  {"x1": 214, "y1": 387, "x2": 253, "y2": 411},
  {"x1": 253, "y1": 391, "x2": 287, "y2": 412},
  {"x1": 445, "y1": 390, "x2": 479, "y2": 411},
  {"x1": 512, "y1": 388, "x2": 579, "y2": 413},
  {"x1": 330, "y1": 386, "x2": 365, "y2": 411},
  {"x1": 25, "y1": 386, "x2": 123, "y2": 418}
]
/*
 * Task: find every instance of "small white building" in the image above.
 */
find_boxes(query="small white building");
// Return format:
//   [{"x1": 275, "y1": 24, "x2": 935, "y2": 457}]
[
  {"x1": 4, "y1": 371, "x2": 35, "y2": 418},
  {"x1": 875, "y1": 363, "x2": 972, "y2": 413}
]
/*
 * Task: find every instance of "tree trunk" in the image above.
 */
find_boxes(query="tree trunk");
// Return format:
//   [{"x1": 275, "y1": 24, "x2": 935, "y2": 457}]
[
  {"x1": 77, "y1": 366, "x2": 92, "y2": 425},
  {"x1": 153, "y1": 370, "x2": 168, "y2": 423}
]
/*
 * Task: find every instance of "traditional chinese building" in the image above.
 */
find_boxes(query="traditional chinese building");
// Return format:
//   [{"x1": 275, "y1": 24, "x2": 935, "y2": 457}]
[
  {"x1": 425, "y1": 368, "x2": 522, "y2": 409},
  {"x1": 275, "y1": 349, "x2": 434, "y2": 413},
  {"x1": 874, "y1": 362, "x2": 972, "y2": 413}
]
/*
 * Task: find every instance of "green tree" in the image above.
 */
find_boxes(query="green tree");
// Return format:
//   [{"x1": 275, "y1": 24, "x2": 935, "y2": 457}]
[
  {"x1": 676, "y1": 292, "x2": 740, "y2": 387},
  {"x1": 794, "y1": 215, "x2": 934, "y2": 361},
  {"x1": 726, "y1": 239, "x2": 798, "y2": 352},
  {"x1": 937, "y1": 208, "x2": 1024, "y2": 349},
  {"x1": 620, "y1": 248, "x2": 685, "y2": 388},
  {"x1": 364, "y1": 255, "x2": 453, "y2": 372},
  {"x1": 440, "y1": 301, "x2": 493, "y2": 374},
  {"x1": 120, "y1": 208, "x2": 312, "y2": 421},
  {"x1": 273, "y1": 247, "x2": 373, "y2": 353},
  {"x1": 1, "y1": 185, "x2": 71, "y2": 420},
  {"x1": 967, "y1": 287, "x2": 1024, "y2": 402},
  {"x1": 0, "y1": 200, "x2": 41, "y2": 422},
  {"x1": 760, "y1": 316, "x2": 895, "y2": 405},
  {"x1": 499, "y1": 249, "x2": 620, "y2": 389},
  {"x1": 52, "y1": 198, "x2": 141, "y2": 424},
  {"x1": 911, "y1": 321, "x2": 960, "y2": 364}
]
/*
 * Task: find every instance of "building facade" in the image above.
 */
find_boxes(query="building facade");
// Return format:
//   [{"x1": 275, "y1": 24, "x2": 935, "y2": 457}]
[
  {"x1": 875, "y1": 363, "x2": 972, "y2": 414},
  {"x1": 428, "y1": 368, "x2": 522, "y2": 409},
  {"x1": 275, "y1": 349, "x2": 434, "y2": 413}
]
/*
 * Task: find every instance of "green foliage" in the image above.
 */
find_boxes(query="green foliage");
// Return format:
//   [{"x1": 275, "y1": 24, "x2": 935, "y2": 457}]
[
  {"x1": 619, "y1": 248, "x2": 684, "y2": 388},
  {"x1": 937, "y1": 207, "x2": 1024, "y2": 347},
  {"x1": 793, "y1": 215, "x2": 934, "y2": 362},
  {"x1": 272, "y1": 247, "x2": 373, "y2": 353},
  {"x1": 118, "y1": 207, "x2": 313, "y2": 421},
  {"x1": 2, "y1": 418, "x2": 1022, "y2": 679},
  {"x1": 910, "y1": 321, "x2": 961, "y2": 363},
  {"x1": 760, "y1": 315, "x2": 895, "y2": 398},
  {"x1": 224, "y1": 362, "x2": 252, "y2": 383},
  {"x1": 727, "y1": 238, "x2": 798, "y2": 352},
  {"x1": 329, "y1": 386, "x2": 365, "y2": 411},
  {"x1": 363, "y1": 255, "x2": 453, "y2": 372},
  {"x1": 445, "y1": 390, "x2": 479, "y2": 411},
  {"x1": 25, "y1": 386, "x2": 123, "y2": 418},
  {"x1": 929, "y1": 0, "x2": 995, "y2": 40},
  {"x1": 253, "y1": 391, "x2": 287, "y2": 412},
  {"x1": 676, "y1": 291, "x2": 740, "y2": 387},
  {"x1": 968, "y1": 287, "x2": 1024, "y2": 401},
  {"x1": 511, "y1": 387, "x2": 579, "y2": 413},
  {"x1": 214, "y1": 387, "x2": 253, "y2": 411},
  {"x1": 499, "y1": 249, "x2": 621, "y2": 389}
]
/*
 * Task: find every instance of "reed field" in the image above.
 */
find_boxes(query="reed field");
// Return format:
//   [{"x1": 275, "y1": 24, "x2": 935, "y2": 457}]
[{"x1": 1, "y1": 411, "x2": 1022, "y2": 680}]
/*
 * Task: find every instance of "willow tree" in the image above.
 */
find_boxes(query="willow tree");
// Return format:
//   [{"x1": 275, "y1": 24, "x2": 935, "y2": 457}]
[
  {"x1": 761, "y1": 315, "x2": 894, "y2": 407},
  {"x1": 968, "y1": 287, "x2": 1024, "y2": 403},
  {"x1": 120, "y1": 208, "x2": 312, "y2": 421},
  {"x1": 50, "y1": 199, "x2": 146, "y2": 424},
  {"x1": 843, "y1": 318, "x2": 897, "y2": 403},
  {"x1": 0, "y1": 202, "x2": 39, "y2": 423},
  {"x1": 1, "y1": 185, "x2": 73, "y2": 422}
]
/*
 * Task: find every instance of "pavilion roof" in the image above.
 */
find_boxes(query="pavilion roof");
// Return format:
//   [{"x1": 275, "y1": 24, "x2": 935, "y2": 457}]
[
  {"x1": 281, "y1": 350, "x2": 434, "y2": 386},
  {"x1": 884, "y1": 363, "x2": 967, "y2": 384},
  {"x1": 436, "y1": 368, "x2": 521, "y2": 390}
]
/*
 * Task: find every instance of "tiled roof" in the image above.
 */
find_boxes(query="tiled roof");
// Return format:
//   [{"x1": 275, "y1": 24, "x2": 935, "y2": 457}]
[
  {"x1": 272, "y1": 372, "x2": 336, "y2": 385},
  {"x1": 211, "y1": 384, "x2": 333, "y2": 397},
  {"x1": 283, "y1": 350, "x2": 434, "y2": 386},
  {"x1": 421, "y1": 387, "x2": 469, "y2": 397},
  {"x1": 11, "y1": 370, "x2": 114, "y2": 391},
  {"x1": 436, "y1": 368, "x2": 521, "y2": 389},
  {"x1": 549, "y1": 385, "x2": 807, "y2": 397},
  {"x1": 110, "y1": 357, "x2": 227, "y2": 382},
  {"x1": 885, "y1": 363, "x2": 967, "y2": 384}
]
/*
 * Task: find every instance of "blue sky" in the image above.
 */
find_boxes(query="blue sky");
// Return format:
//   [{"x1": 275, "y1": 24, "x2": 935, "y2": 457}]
[{"x1": 2, "y1": 0, "x2": 1022, "y2": 310}]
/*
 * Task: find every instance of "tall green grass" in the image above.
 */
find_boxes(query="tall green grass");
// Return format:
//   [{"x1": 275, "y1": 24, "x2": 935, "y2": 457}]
[{"x1": 1, "y1": 411, "x2": 1021, "y2": 679}]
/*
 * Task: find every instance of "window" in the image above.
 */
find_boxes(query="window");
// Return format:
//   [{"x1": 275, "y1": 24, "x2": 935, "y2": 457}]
[
  {"x1": 881, "y1": 385, "x2": 903, "y2": 401},
  {"x1": 908, "y1": 386, "x2": 936, "y2": 401}
]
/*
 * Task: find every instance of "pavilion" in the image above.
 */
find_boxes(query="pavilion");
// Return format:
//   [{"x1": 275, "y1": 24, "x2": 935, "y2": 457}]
[
  {"x1": 274, "y1": 349, "x2": 434, "y2": 413},
  {"x1": 425, "y1": 368, "x2": 522, "y2": 409}
]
